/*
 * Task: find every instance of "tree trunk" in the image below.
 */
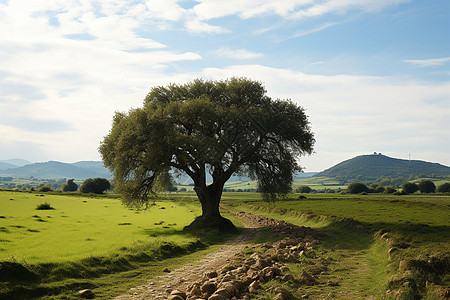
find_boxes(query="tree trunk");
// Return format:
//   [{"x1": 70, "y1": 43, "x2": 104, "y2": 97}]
[
  {"x1": 184, "y1": 181, "x2": 237, "y2": 233},
  {"x1": 195, "y1": 183, "x2": 223, "y2": 218}
]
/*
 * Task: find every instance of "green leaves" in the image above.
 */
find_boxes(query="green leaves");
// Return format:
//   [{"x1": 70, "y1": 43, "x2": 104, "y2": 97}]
[{"x1": 100, "y1": 77, "x2": 315, "y2": 207}]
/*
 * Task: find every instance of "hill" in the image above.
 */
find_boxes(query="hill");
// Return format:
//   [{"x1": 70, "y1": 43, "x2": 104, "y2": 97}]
[
  {"x1": 0, "y1": 159, "x2": 316, "y2": 182},
  {"x1": 0, "y1": 161, "x2": 112, "y2": 180},
  {"x1": 0, "y1": 158, "x2": 31, "y2": 170},
  {"x1": 0, "y1": 162, "x2": 18, "y2": 170},
  {"x1": 314, "y1": 154, "x2": 450, "y2": 180}
]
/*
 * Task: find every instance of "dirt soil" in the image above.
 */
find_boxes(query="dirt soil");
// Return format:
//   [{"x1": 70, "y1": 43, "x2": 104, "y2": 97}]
[{"x1": 114, "y1": 212, "x2": 266, "y2": 300}]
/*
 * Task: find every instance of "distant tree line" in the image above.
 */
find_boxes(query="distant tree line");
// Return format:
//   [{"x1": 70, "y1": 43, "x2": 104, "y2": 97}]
[
  {"x1": 341, "y1": 180, "x2": 449, "y2": 195},
  {"x1": 0, "y1": 177, "x2": 112, "y2": 194}
]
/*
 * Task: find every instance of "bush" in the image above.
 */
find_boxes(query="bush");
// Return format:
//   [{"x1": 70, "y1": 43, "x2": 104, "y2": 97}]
[
  {"x1": 62, "y1": 179, "x2": 78, "y2": 192},
  {"x1": 167, "y1": 185, "x2": 178, "y2": 192},
  {"x1": 80, "y1": 178, "x2": 111, "y2": 194},
  {"x1": 297, "y1": 185, "x2": 312, "y2": 193},
  {"x1": 375, "y1": 186, "x2": 385, "y2": 193},
  {"x1": 36, "y1": 202, "x2": 54, "y2": 210},
  {"x1": 384, "y1": 186, "x2": 396, "y2": 194},
  {"x1": 437, "y1": 182, "x2": 450, "y2": 193},
  {"x1": 38, "y1": 185, "x2": 52, "y2": 192},
  {"x1": 394, "y1": 191, "x2": 407, "y2": 195},
  {"x1": 402, "y1": 182, "x2": 418, "y2": 194},
  {"x1": 418, "y1": 180, "x2": 436, "y2": 193},
  {"x1": 347, "y1": 182, "x2": 369, "y2": 194}
]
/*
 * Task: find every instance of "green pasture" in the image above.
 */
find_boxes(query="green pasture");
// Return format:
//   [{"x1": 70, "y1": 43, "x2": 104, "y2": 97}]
[
  {"x1": 0, "y1": 191, "x2": 201, "y2": 264},
  {"x1": 0, "y1": 191, "x2": 243, "y2": 299},
  {"x1": 225, "y1": 192, "x2": 449, "y2": 299},
  {"x1": 221, "y1": 176, "x2": 346, "y2": 191},
  {"x1": 227, "y1": 193, "x2": 450, "y2": 255},
  {"x1": 1, "y1": 190, "x2": 449, "y2": 299},
  {"x1": 293, "y1": 176, "x2": 346, "y2": 189}
]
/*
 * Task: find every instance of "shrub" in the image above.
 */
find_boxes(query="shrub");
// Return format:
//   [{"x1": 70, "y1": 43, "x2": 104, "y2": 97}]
[
  {"x1": 347, "y1": 182, "x2": 369, "y2": 194},
  {"x1": 394, "y1": 191, "x2": 407, "y2": 195},
  {"x1": 36, "y1": 202, "x2": 54, "y2": 210},
  {"x1": 38, "y1": 185, "x2": 52, "y2": 192},
  {"x1": 437, "y1": 182, "x2": 450, "y2": 193},
  {"x1": 62, "y1": 179, "x2": 78, "y2": 192},
  {"x1": 418, "y1": 180, "x2": 436, "y2": 193},
  {"x1": 375, "y1": 186, "x2": 385, "y2": 193},
  {"x1": 402, "y1": 182, "x2": 418, "y2": 194},
  {"x1": 80, "y1": 178, "x2": 111, "y2": 194},
  {"x1": 297, "y1": 185, "x2": 312, "y2": 193},
  {"x1": 167, "y1": 185, "x2": 178, "y2": 192},
  {"x1": 384, "y1": 186, "x2": 396, "y2": 194}
]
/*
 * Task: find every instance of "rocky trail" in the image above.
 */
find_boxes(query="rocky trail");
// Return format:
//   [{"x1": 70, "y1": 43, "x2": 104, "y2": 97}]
[{"x1": 114, "y1": 210, "x2": 323, "y2": 300}]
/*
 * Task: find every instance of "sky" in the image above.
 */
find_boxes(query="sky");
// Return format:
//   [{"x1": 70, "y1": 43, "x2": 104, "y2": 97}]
[{"x1": 0, "y1": 0, "x2": 449, "y2": 172}]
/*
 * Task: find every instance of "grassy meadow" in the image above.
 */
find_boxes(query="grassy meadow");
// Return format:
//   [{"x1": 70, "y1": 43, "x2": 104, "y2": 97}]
[
  {"x1": 223, "y1": 192, "x2": 450, "y2": 299},
  {"x1": 0, "y1": 190, "x2": 235, "y2": 299},
  {"x1": 1, "y1": 190, "x2": 449, "y2": 299},
  {"x1": 0, "y1": 191, "x2": 202, "y2": 264}
]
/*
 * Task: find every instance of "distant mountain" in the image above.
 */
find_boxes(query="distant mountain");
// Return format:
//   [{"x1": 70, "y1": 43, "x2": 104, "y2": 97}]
[
  {"x1": 0, "y1": 161, "x2": 112, "y2": 180},
  {"x1": 72, "y1": 161, "x2": 105, "y2": 169},
  {"x1": 314, "y1": 154, "x2": 450, "y2": 180},
  {"x1": 0, "y1": 162, "x2": 19, "y2": 170},
  {"x1": 0, "y1": 158, "x2": 31, "y2": 167}
]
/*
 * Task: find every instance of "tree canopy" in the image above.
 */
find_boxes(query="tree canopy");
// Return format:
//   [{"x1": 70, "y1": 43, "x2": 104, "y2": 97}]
[
  {"x1": 100, "y1": 78, "x2": 314, "y2": 231},
  {"x1": 80, "y1": 178, "x2": 111, "y2": 194},
  {"x1": 402, "y1": 182, "x2": 419, "y2": 194},
  {"x1": 347, "y1": 182, "x2": 369, "y2": 194},
  {"x1": 437, "y1": 182, "x2": 450, "y2": 193},
  {"x1": 418, "y1": 180, "x2": 436, "y2": 193},
  {"x1": 297, "y1": 185, "x2": 312, "y2": 193},
  {"x1": 62, "y1": 179, "x2": 78, "y2": 192}
]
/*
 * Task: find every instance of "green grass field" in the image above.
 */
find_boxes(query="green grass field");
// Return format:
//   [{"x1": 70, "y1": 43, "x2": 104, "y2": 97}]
[
  {"x1": 1, "y1": 190, "x2": 449, "y2": 299},
  {"x1": 226, "y1": 193, "x2": 450, "y2": 255},
  {"x1": 224, "y1": 192, "x2": 450, "y2": 299},
  {"x1": 0, "y1": 190, "x2": 242, "y2": 299},
  {"x1": 0, "y1": 191, "x2": 202, "y2": 264}
]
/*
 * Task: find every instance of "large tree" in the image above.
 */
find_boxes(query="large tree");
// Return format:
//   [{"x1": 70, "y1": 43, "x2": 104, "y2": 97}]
[{"x1": 100, "y1": 78, "x2": 314, "y2": 231}]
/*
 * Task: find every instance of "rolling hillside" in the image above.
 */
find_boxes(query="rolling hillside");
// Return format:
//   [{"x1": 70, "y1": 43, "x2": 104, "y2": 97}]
[
  {"x1": 0, "y1": 162, "x2": 18, "y2": 170},
  {"x1": 0, "y1": 161, "x2": 112, "y2": 180},
  {"x1": 314, "y1": 154, "x2": 450, "y2": 180}
]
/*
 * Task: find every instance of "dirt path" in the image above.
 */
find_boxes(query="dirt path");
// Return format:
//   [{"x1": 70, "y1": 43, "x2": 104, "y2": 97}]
[
  {"x1": 113, "y1": 208, "x2": 393, "y2": 300},
  {"x1": 115, "y1": 215, "x2": 262, "y2": 300}
]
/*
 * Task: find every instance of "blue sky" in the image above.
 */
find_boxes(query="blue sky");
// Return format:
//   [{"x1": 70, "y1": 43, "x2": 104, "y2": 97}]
[{"x1": 0, "y1": 0, "x2": 449, "y2": 171}]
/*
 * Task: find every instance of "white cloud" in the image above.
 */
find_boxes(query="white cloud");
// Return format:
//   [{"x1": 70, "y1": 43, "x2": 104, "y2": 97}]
[
  {"x1": 403, "y1": 57, "x2": 450, "y2": 67},
  {"x1": 0, "y1": 0, "x2": 447, "y2": 173},
  {"x1": 0, "y1": 1, "x2": 204, "y2": 162},
  {"x1": 191, "y1": 0, "x2": 409, "y2": 21},
  {"x1": 216, "y1": 48, "x2": 263, "y2": 60},
  {"x1": 145, "y1": 0, "x2": 187, "y2": 22},
  {"x1": 185, "y1": 19, "x2": 229, "y2": 34},
  {"x1": 281, "y1": 21, "x2": 344, "y2": 40},
  {"x1": 289, "y1": 0, "x2": 409, "y2": 19},
  {"x1": 201, "y1": 64, "x2": 450, "y2": 170}
]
